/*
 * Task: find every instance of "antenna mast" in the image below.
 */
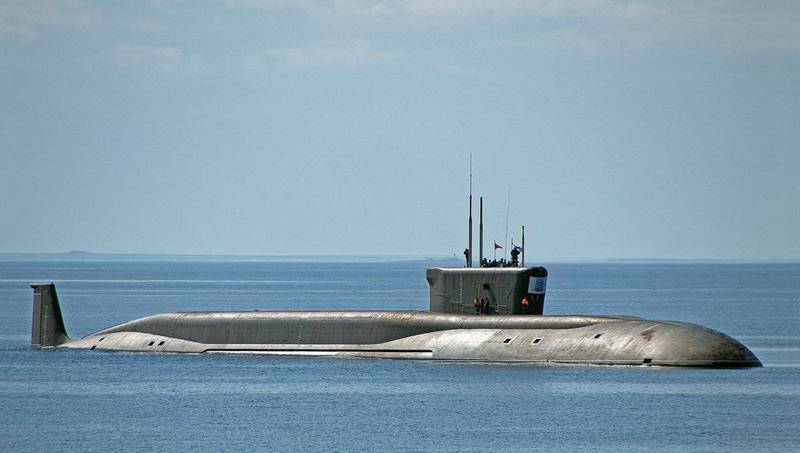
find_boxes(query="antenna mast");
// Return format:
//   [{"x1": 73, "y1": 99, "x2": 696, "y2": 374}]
[
  {"x1": 467, "y1": 154, "x2": 473, "y2": 267},
  {"x1": 479, "y1": 196, "x2": 483, "y2": 267},
  {"x1": 504, "y1": 189, "x2": 510, "y2": 260},
  {"x1": 521, "y1": 225, "x2": 525, "y2": 267}
]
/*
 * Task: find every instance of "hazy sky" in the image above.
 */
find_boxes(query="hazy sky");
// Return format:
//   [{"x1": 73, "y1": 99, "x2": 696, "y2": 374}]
[{"x1": 2, "y1": 1, "x2": 799, "y2": 259}]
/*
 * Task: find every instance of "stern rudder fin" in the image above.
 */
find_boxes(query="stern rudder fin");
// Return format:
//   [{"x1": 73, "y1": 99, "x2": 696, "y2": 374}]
[{"x1": 31, "y1": 283, "x2": 70, "y2": 348}]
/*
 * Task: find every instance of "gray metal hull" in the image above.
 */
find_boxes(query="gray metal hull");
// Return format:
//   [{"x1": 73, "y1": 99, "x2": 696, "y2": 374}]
[{"x1": 58, "y1": 312, "x2": 761, "y2": 367}]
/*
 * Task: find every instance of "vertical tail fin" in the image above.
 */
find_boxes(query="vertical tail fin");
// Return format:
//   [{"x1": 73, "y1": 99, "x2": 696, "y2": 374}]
[{"x1": 31, "y1": 283, "x2": 70, "y2": 348}]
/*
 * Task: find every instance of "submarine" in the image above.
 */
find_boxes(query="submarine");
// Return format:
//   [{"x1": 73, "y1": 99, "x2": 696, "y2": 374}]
[
  {"x1": 29, "y1": 266, "x2": 760, "y2": 366},
  {"x1": 29, "y1": 191, "x2": 760, "y2": 367}
]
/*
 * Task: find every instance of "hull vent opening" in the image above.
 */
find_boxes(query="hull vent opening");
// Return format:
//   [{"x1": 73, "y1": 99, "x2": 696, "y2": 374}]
[
  {"x1": 148, "y1": 341, "x2": 155, "y2": 346},
  {"x1": 532, "y1": 338, "x2": 542, "y2": 344},
  {"x1": 642, "y1": 358, "x2": 653, "y2": 365},
  {"x1": 503, "y1": 338, "x2": 512, "y2": 344},
  {"x1": 594, "y1": 334, "x2": 603, "y2": 339}
]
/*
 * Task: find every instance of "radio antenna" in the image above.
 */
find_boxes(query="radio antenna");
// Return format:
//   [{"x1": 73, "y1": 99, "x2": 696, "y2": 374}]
[
  {"x1": 467, "y1": 153, "x2": 473, "y2": 267},
  {"x1": 479, "y1": 196, "x2": 483, "y2": 267},
  {"x1": 504, "y1": 189, "x2": 510, "y2": 260}
]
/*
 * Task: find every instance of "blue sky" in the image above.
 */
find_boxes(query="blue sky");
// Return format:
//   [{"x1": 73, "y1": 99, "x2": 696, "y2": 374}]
[{"x1": 1, "y1": 0, "x2": 799, "y2": 259}]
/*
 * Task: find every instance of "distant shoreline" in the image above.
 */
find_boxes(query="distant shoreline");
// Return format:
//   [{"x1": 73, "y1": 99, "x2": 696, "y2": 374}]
[
  {"x1": 0, "y1": 252, "x2": 456, "y2": 263},
  {"x1": 0, "y1": 252, "x2": 797, "y2": 264}
]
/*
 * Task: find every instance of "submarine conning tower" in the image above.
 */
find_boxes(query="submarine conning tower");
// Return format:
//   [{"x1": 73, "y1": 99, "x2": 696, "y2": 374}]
[{"x1": 427, "y1": 267, "x2": 548, "y2": 315}]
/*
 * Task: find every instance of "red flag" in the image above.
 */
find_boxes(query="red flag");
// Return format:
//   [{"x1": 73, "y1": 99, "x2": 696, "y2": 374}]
[{"x1": 494, "y1": 242, "x2": 503, "y2": 250}]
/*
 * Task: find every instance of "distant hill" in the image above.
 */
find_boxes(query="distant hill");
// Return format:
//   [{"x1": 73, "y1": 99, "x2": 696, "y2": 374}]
[{"x1": 0, "y1": 251, "x2": 460, "y2": 263}]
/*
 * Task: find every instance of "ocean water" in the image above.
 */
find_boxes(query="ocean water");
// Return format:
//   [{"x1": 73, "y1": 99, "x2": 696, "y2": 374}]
[{"x1": 1, "y1": 260, "x2": 798, "y2": 452}]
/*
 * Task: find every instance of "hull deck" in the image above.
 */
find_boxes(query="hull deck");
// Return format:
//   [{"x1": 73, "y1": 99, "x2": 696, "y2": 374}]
[{"x1": 58, "y1": 312, "x2": 761, "y2": 368}]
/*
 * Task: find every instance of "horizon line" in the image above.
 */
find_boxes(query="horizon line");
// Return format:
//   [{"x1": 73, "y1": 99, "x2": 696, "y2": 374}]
[{"x1": 0, "y1": 251, "x2": 798, "y2": 263}]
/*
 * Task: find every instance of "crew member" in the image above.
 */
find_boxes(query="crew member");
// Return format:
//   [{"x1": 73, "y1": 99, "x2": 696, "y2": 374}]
[
  {"x1": 463, "y1": 248, "x2": 470, "y2": 267},
  {"x1": 521, "y1": 296, "x2": 530, "y2": 313},
  {"x1": 473, "y1": 297, "x2": 481, "y2": 314},
  {"x1": 481, "y1": 297, "x2": 491, "y2": 315}
]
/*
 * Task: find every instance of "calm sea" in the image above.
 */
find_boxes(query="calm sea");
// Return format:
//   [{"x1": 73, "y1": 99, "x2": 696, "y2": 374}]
[{"x1": 1, "y1": 260, "x2": 798, "y2": 452}]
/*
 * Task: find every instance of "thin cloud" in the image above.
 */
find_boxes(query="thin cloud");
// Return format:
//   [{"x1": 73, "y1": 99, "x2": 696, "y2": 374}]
[
  {"x1": 247, "y1": 39, "x2": 494, "y2": 78},
  {"x1": 226, "y1": 0, "x2": 800, "y2": 54},
  {"x1": 426, "y1": 62, "x2": 490, "y2": 78},
  {"x1": 225, "y1": 0, "x2": 663, "y2": 23},
  {"x1": 256, "y1": 39, "x2": 394, "y2": 68},
  {"x1": 0, "y1": 0, "x2": 98, "y2": 39},
  {"x1": 105, "y1": 44, "x2": 205, "y2": 73},
  {"x1": 0, "y1": 19, "x2": 38, "y2": 39}
]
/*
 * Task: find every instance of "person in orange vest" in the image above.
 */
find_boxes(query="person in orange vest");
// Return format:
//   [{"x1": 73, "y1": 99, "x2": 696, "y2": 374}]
[
  {"x1": 521, "y1": 296, "x2": 530, "y2": 313},
  {"x1": 473, "y1": 297, "x2": 481, "y2": 314}
]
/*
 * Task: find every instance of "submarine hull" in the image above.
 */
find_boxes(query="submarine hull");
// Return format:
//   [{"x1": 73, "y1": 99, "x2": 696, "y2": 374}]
[
  {"x1": 31, "y1": 283, "x2": 761, "y2": 367},
  {"x1": 59, "y1": 311, "x2": 760, "y2": 367}
]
